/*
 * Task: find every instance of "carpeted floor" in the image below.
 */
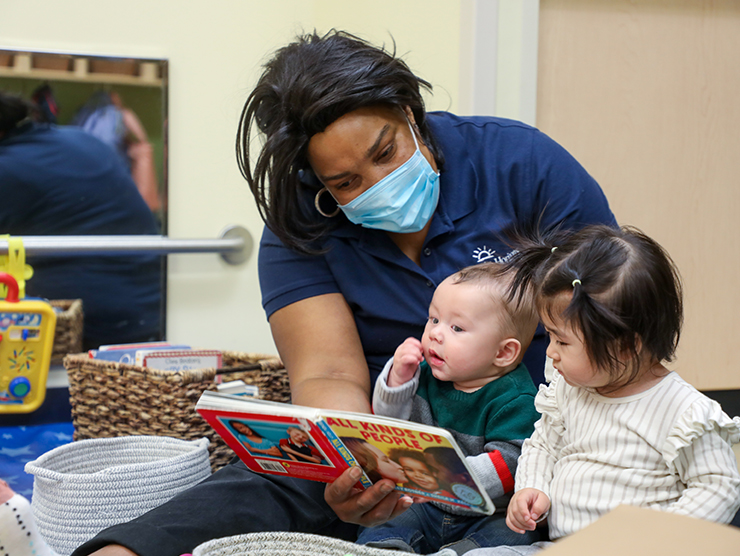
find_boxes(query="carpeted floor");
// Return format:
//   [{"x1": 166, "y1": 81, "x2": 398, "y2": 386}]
[{"x1": 0, "y1": 421, "x2": 74, "y2": 499}]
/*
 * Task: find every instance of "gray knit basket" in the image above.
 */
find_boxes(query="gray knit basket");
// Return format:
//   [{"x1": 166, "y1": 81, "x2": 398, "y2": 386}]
[
  {"x1": 25, "y1": 435, "x2": 211, "y2": 556},
  {"x1": 192, "y1": 532, "x2": 458, "y2": 556}
]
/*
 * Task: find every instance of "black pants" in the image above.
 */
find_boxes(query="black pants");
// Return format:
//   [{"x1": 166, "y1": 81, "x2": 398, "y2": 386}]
[{"x1": 72, "y1": 458, "x2": 359, "y2": 556}]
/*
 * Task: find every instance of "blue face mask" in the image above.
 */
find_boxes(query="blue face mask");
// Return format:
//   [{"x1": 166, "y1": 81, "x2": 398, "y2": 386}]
[{"x1": 338, "y1": 120, "x2": 440, "y2": 233}]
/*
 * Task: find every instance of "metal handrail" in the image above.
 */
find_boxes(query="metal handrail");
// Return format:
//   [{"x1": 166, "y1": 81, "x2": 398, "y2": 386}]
[{"x1": 0, "y1": 225, "x2": 253, "y2": 265}]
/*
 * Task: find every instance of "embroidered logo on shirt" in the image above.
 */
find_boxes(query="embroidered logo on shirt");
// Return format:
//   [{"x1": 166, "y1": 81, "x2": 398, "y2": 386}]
[{"x1": 472, "y1": 246, "x2": 515, "y2": 264}]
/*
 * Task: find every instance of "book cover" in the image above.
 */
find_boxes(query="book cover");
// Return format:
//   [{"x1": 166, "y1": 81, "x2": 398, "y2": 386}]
[
  {"x1": 135, "y1": 349, "x2": 222, "y2": 370},
  {"x1": 89, "y1": 343, "x2": 191, "y2": 364},
  {"x1": 97, "y1": 341, "x2": 183, "y2": 351},
  {"x1": 195, "y1": 391, "x2": 494, "y2": 514},
  {"x1": 216, "y1": 380, "x2": 260, "y2": 397}
]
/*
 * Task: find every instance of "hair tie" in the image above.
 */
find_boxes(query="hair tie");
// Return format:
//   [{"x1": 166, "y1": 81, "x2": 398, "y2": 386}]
[
  {"x1": 572, "y1": 279, "x2": 582, "y2": 288},
  {"x1": 551, "y1": 247, "x2": 558, "y2": 253}
]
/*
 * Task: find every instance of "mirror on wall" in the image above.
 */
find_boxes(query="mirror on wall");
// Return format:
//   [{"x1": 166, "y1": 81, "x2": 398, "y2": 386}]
[
  {"x1": 0, "y1": 49, "x2": 168, "y2": 229},
  {"x1": 0, "y1": 49, "x2": 168, "y2": 349}
]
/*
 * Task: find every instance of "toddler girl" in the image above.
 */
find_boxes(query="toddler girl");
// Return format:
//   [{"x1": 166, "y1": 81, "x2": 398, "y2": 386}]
[{"x1": 473, "y1": 225, "x2": 740, "y2": 555}]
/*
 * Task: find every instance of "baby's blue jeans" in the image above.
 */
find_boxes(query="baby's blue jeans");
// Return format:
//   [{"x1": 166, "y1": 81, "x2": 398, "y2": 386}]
[{"x1": 356, "y1": 502, "x2": 542, "y2": 554}]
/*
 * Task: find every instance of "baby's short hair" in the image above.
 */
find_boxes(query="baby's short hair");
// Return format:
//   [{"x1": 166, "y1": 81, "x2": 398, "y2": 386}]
[{"x1": 450, "y1": 262, "x2": 539, "y2": 354}]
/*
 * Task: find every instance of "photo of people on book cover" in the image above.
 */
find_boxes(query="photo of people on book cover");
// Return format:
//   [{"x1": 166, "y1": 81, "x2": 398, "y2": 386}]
[
  {"x1": 330, "y1": 416, "x2": 488, "y2": 512},
  {"x1": 219, "y1": 417, "x2": 331, "y2": 469},
  {"x1": 195, "y1": 392, "x2": 494, "y2": 514}
]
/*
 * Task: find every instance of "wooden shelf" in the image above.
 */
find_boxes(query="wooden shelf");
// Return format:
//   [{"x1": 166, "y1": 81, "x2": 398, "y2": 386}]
[{"x1": 0, "y1": 52, "x2": 164, "y2": 88}]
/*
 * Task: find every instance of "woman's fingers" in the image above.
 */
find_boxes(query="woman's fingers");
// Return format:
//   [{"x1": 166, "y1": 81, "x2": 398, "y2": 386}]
[{"x1": 325, "y1": 468, "x2": 412, "y2": 527}]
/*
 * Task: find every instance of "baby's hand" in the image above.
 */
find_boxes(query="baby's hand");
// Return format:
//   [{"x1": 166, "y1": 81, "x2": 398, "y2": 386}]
[
  {"x1": 388, "y1": 338, "x2": 423, "y2": 387},
  {"x1": 506, "y1": 488, "x2": 550, "y2": 534}
]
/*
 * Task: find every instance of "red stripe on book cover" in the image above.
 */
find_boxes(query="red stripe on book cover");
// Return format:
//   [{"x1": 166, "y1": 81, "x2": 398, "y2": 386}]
[{"x1": 488, "y1": 450, "x2": 514, "y2": 493}]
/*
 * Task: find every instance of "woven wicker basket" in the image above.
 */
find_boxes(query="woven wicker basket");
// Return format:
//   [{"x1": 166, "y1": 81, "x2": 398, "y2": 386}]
[
  {"x1": 63, "y1": 351, "x2": 290, "y2": 471},
  {"x1": 50, "y1": 299, "x2": 84, "y2": 362}
]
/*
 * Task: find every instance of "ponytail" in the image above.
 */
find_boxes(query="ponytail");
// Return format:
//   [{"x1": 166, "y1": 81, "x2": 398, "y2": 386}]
[{"x1": 500, "y1": 227, "x2": 572, "y2": 309}]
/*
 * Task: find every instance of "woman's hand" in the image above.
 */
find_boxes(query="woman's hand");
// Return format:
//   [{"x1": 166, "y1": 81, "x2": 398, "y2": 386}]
[
  {"x1": 272, "y1": 295, "x2": 414, "y2": 524},
  {"x1": 325, "y1": 466, "x2": 413, "y2": 527},
  {"x1": 506, "y1": 488, "x2": 550, "y2": 533}
]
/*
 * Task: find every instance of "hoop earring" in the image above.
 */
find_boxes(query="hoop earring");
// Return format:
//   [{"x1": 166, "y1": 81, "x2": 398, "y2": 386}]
[{"x1": 314, "y1": 188, "x2": 340, "y2": 218}]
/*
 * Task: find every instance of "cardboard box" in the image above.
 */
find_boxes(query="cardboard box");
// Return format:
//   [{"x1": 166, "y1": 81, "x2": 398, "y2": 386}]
[{"x1": 540, "y1": 505, "x2": 740, "y2": 556}]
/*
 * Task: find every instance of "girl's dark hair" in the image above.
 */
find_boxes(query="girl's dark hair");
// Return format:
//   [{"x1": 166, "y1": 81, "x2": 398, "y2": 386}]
[
  {"x1": 236, "y1": 29, "x2": 443, "y2": 254},
  {"x1": 0, "y1": 92, "x2": 34, "y2": 134},
  {"x1": 229, "y1": 420, "x2": 260, "y2": 437},
  {"x1": 505, "y1": 225, "x2": 683, "y2": 390}
]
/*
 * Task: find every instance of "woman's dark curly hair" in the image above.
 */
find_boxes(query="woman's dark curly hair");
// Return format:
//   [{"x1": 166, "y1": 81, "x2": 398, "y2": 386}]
[
  {"x1": 236, "y1": 30, "x2": 443, "y2": 254},
  {"x1": 504, "y1": 225, "x2": 683, "y2": 391},
  {"x1": 0, "y1": 92, "x2": 34, "y2": 134}
]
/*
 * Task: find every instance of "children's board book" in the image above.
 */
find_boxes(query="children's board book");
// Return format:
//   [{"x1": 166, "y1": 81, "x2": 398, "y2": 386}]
[
  {"x1": 195, "y1": 391, "x2": 494, "y2": 515},
  {"x1": 134, "y1": 349, "x2": 222, "y2": 370},
  {"x1": 89, "y1": 342, "x2": 191, "y2": 364}
]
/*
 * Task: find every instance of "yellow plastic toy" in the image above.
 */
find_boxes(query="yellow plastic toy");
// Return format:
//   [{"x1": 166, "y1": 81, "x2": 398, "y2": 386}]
[
  {"x1": 0, "y1": 272, "x2": 56, "y2": 413},
  {"x1": 0, "y1": 235, "x2": 33, "y2": 299}
]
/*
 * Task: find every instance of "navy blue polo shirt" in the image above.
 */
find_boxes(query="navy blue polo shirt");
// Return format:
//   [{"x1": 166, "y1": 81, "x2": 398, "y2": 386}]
[
  {"x1": 259, "y1": 112, "x2": 617, "y2": 386},
  {"x1": 0, "y1": 122, "x2": 162, "y2": 349}
]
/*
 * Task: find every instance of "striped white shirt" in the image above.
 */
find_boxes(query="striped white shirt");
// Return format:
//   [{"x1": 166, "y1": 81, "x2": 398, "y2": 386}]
[{"x1": 516, "y1": 367, "x2": 740, "y2": 540}]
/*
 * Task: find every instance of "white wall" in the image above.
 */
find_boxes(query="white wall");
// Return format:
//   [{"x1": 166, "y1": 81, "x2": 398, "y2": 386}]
[
  {"x1": 537, "y1": 1, "x2": 740, "y2": 390},
  {"x1": 0, "y1": 0, "x2": 479, "y2": 356},
  {"x1": 457, "y1": 0, "x2": 539, "y2": 123}
]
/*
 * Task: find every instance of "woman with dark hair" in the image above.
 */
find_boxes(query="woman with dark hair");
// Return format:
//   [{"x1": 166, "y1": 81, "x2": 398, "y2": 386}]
[
  {"x1": 0, "y1": 91, "x2": 34, "y2": 134},
  {"x1": 76, "y1": 30, "x2": 615, "y2": 556},
  {"x1": 238, "y1": 31, "x2": 445, "y2": 255},
  {"x1": 0, "y1": 91, "x2": 162, "y2": 350}
]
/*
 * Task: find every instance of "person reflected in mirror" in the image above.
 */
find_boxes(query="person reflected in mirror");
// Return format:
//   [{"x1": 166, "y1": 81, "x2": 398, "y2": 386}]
[
  {"x1": 72, "y1": 90, "x2": 162, "y2": 218},
  {"x1": 0, "y1": 91, "x2": 162, "y2": 350}
]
